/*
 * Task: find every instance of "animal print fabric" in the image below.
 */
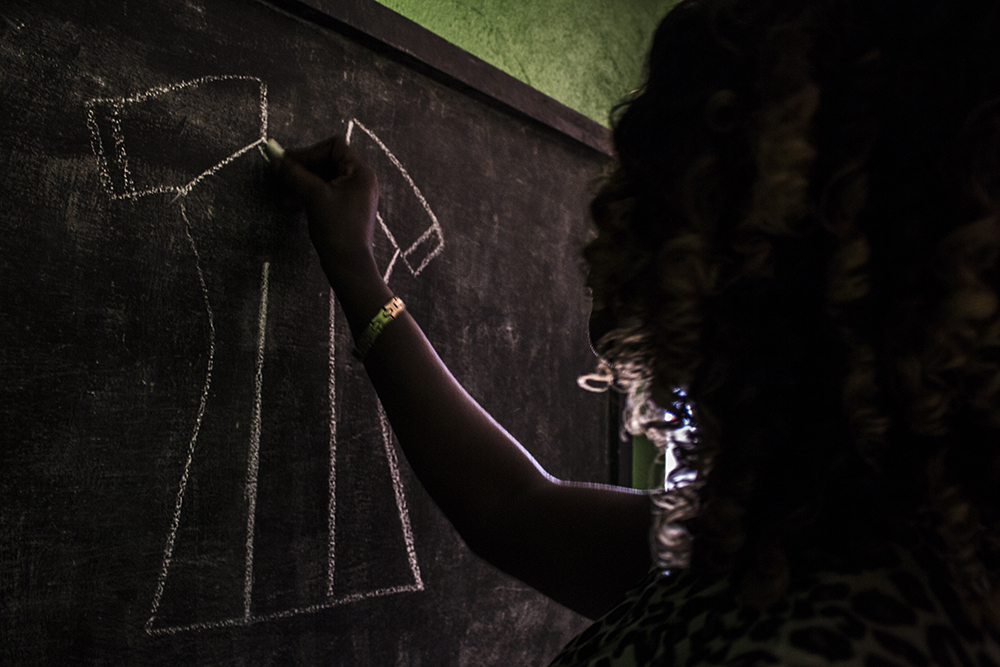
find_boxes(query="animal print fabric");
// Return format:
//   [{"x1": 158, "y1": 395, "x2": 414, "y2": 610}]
[{"x1": 549, "y1": 541, "x2": 1000, "y2": 666}]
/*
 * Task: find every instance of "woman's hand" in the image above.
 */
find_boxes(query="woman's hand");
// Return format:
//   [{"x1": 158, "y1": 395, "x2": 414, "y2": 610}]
[{"x1": 271, "y1": 136, "x2": 380, "y2": 291}]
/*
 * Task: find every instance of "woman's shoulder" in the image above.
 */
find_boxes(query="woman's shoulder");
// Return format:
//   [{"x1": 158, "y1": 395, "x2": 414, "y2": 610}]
[{"x1": 548, "y1": 540, "x2": 1000, "y2": 666}]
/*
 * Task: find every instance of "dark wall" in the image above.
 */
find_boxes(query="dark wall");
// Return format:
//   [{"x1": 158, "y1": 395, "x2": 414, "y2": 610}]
[{"x1": 0, "y1": 0, "x2": 612, "y2": 665}]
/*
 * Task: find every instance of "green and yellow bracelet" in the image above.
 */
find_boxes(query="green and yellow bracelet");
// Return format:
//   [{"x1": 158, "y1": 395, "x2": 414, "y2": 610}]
[{"x1": 353, "y1": 296, "x2": 405, "y2": 361}]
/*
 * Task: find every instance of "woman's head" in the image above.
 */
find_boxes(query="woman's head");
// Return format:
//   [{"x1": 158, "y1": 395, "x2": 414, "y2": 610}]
[{"x1": 587, "y1": 0, "x2": 1000, "y2": 619}]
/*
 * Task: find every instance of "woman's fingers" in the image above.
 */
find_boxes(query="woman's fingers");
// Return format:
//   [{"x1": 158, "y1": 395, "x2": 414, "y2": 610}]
[
  {"x1": 273, "y1": 142, "x2": 376, "y2": 209},
  {"x1": 283, "y1": 135, "x2": 360, "y2": 183},
  {"x1": 268, "y1": 134, "x2": 380, "y2": 278},
  {"x1": 273, "y1": 150, "x2": 334, "y2": 212}
]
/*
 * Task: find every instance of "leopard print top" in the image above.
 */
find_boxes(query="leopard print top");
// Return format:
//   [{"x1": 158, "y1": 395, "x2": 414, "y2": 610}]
[{"x1": 549, "y1": 538, "x2": 1000, "y2": 666}]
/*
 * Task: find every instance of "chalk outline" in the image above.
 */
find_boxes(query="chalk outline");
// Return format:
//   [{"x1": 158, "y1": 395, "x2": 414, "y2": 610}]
[
  {"x1": 321, "y1": 118, "x2": 447, "y2": 599},
  {"x1": 92, "y1": 75, "x2": 273, "y2": 635},
  {"x1": 243, "y1": 261, "x2": 270, "y2": 621},
  {"x1": 318, "y1": 319, "x2": 426, "y2": 607},
  {"x1": 85, "y1": 82, "x2": 437, "y2": 633},
  {"x1": 145, "y1": 201, "x2": 216, "y2": 635},
  {"x1": 326, "y1": 289, "x2": 338, "y2": 597},
  {"x1": 377, "y1": 403, "x2": 423, "y2": 589},
  {"x1": 145, "y1": 583, "x2": 425, "y2": 635},
  {"x1": 345, "y1": 119, "x2": 445, "y2": 280},
  {"x1": 88, "y1": 83, "x2": 435, "y2": 632},
  {"x1": 85, "y1": 75, "x2": 268, "y2": 201}
]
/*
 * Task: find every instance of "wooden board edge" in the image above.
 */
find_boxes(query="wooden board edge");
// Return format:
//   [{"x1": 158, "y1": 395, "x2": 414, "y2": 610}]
[{"x1": 263, "y1": 0, "x2": 615, "y2": 157}]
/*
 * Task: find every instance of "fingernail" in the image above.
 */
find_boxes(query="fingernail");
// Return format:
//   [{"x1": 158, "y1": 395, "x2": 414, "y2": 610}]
[{"x1": 263, "y1": 138, "x2": 285, "y2": 162}]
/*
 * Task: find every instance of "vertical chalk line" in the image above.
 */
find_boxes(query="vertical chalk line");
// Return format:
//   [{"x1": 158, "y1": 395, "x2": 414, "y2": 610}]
[
  {"x1": 243, "y1": 261, "x2": 270, "y2": 621},
  {"x1": 259, "y1": 81, "x2": 268, "y2": 142},
  {"x1": 377, "y1": 404, "x2": 424, "y2": 589},
  {"x1": 326, "y1": 288, "x2": 337, "y2": 597},
  {"x1": 109, "y1": 101, "x2": 134, "y2": 197},
  {"x1": 146, "y1": 200, "x2": 216, "y2": 634},
  {"x1": 85, "y1": 106, "x2": 111, "y2": 196}
]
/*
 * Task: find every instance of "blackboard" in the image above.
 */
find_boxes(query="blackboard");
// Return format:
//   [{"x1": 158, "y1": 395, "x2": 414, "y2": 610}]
[{"x1": 0, "y1": 0, "x2": 613, "y2": 664}]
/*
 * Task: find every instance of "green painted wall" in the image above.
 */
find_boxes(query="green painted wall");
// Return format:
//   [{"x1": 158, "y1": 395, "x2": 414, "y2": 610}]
[{"x1": 374, "y1": 0, "x2": 679, "y2": 127}]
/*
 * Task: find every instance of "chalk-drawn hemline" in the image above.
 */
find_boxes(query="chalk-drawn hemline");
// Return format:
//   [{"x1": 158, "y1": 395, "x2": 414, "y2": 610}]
[{"x1": 145, "y1": 582, "x2": 426, "y2": 636}]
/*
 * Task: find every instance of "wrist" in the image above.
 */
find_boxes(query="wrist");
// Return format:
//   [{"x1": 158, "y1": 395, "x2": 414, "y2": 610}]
[
  {"x1": 322, "y1": 252, "x2": 396, "y2": 338},
  {"x1": 319, "y1": 246, "x2": 376, "y2": 287},
  {"x1": 353, "y1": 296, "x2": 406, "y2": 361}
]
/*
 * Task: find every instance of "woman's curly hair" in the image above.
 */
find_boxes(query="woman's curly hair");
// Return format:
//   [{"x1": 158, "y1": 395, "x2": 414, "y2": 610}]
[{"x1": 586, "y1": 0, "x2": 1000, "y2": 626}]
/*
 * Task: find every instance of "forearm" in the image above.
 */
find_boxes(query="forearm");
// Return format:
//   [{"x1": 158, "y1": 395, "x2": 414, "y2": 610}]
[
  {"x1": 330, "y1": 259, "x2": 654, "y2": 617},
  {"x1": 331, "y1": 257, "x2": 552, "y2": 543}
]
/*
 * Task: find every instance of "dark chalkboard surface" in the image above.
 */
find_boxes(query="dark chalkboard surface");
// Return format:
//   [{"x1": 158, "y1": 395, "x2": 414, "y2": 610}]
[{"x1": 0, "y1": 0, "x2": 613, "y2": 664}]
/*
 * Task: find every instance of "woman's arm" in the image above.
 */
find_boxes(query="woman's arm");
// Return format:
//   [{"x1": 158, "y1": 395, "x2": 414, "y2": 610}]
[{"x1": 272, "y1": 137, "x2": 653, "y2": 619}]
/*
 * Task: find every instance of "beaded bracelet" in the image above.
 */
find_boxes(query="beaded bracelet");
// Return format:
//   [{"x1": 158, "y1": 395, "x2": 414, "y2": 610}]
[{"x1": 353, "y1": 296, "x2": 405, "y2": 361}]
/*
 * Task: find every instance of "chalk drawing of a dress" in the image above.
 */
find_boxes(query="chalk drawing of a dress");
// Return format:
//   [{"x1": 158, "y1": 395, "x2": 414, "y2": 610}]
[{"x1": 86, "y1": 78, "x2": 438, "y2": 634}]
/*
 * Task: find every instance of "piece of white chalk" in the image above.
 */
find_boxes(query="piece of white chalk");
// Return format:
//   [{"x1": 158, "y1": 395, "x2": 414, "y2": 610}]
[{"x1": 262, "y1": 138, "x2": 285, "y2": 162}]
